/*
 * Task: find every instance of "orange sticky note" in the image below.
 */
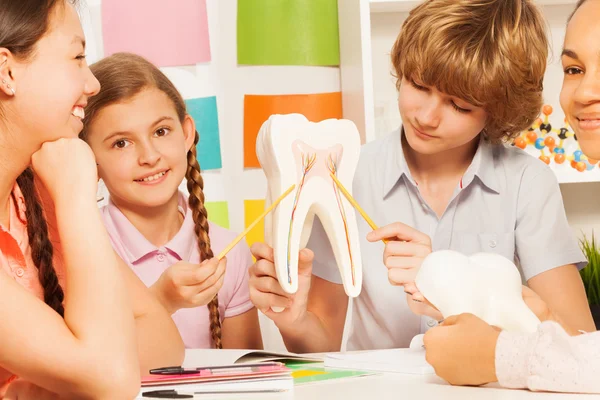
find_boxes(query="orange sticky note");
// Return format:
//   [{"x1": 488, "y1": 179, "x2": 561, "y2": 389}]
[
  {"x1": 244, "y1": 199, "x2": 266, "y2": 257},
  {"x1": 243, "y1": 92, "x2": 343, "y2": 168}
]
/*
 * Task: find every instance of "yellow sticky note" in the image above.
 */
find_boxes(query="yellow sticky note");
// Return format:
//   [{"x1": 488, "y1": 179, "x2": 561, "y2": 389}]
[
  {"x1": 244, "y1": 199, "x2": 266, "y2": 254},
  {"x1": 292, "y1": 370, "x2": 327, "y2": 379}
]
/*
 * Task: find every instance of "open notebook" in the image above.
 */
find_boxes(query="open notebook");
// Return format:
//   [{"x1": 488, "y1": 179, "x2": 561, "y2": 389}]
[
  {"x1": 182, "y1": 349, "x2": 322, "y2": 367},
  {"x1": 324, "y1": 348, "x2": 434, "y2": 375}
]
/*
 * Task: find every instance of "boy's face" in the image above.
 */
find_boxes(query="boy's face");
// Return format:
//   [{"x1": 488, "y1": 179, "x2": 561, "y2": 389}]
[
  {"x1": 398, "y1": 76, "x2": 487, "y2": 155},
  {"x1": 85, "y1": 87, "x2": 196, "y2": 212},
  {"x1": 560, "y1": 0, "x2": 600, "y2": 161}
]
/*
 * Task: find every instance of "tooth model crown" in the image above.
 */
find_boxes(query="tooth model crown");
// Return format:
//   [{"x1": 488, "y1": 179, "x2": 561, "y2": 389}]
[
  {"x1": 415, "y1": 250, "x2": 541, "y2": 333},
  {"x1": 256, "y1": 114, "x2": 363, "y2": 297}
]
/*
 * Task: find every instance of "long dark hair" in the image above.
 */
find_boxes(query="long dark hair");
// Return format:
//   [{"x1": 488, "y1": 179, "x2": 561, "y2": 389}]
[{"x1": 0, "y1": 0, "x2": 76, "y2": 317}]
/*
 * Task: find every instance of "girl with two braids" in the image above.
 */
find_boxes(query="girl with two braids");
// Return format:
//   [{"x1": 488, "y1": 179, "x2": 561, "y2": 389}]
[{"x1": 81, "y1": 53, "x2": 263, "y2": 350}]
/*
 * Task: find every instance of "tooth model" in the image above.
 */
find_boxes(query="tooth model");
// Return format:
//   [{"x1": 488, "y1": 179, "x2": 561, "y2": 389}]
[
  {"x1": 415, "y1": 250, "x2": 541, "y2": 333},
  {"x1": 256, "y1": 114, "x2": 363, "y2": 297}
]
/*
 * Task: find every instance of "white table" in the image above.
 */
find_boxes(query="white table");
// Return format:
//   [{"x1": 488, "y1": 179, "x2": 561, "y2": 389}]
[{"x1": 137, "y1": 350, "x2": 600, "y2": 399}]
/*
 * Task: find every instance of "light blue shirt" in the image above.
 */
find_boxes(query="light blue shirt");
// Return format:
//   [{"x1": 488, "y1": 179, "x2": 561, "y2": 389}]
[{"x1": 309, "y1": 128, "x2": 586, "y2": 350}]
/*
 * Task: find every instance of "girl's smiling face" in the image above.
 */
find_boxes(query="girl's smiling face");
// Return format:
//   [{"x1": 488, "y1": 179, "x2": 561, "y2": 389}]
[
  {"x1": 1, "y1": 3, "x2": 100, "y2": 148},
  {"x1": 85, "y1": 87, "x2": 195, "y2": 211},
  {"x1": 560, "y1": 0, "x2": 600, "y2": 160}
]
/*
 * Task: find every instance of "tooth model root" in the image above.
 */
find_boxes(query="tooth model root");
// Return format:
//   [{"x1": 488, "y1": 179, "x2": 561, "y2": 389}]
[
  {"x1": 285, "y1": 143, "x2": 356, "y2": 288},
  {"x1": 257, "y1": 114, "x2": 363, "y2": 298}
]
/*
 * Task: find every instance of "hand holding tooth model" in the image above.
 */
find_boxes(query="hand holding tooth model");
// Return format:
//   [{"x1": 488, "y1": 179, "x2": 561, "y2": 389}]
[
  {"x1": 254, "y1": 113, "x2": 537, "y2": 333},
  {"x1": 256, "y1": 114, "x2": 363, "y2": 298},
  {"x1": 415, "y1": 250, "x2": 541, "y2": 333}
]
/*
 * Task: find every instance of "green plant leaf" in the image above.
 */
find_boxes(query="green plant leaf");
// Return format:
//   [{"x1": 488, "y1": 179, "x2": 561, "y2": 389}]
[{"x1": 580, "y1": 230, "x2": 600, "y2": 305}]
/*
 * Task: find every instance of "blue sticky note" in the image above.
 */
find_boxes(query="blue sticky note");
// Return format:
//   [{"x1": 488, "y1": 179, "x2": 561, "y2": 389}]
[{"x1": 185, "y1": 97, "x2": 222, "y2": 170}]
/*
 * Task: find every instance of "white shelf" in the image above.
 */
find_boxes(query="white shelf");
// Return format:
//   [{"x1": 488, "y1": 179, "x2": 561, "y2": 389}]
[
  {"x1": 370, "y1": 0, "x2": 419, "y2": 13},
  {"x1": 521, "y1": 147, "x2": 600, "y2": 184},
  {"x1": 546, "y1": 163, "x2": 600, "y2": 184},
  {"x1": 370, "y1": 0, "x2": 578, "y2": 13}
]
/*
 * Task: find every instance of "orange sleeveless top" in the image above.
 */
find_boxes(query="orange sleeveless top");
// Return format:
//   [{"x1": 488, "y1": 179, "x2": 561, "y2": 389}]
[{"x1": 0, "y1": 182, "x2": 66, "y2": 394}]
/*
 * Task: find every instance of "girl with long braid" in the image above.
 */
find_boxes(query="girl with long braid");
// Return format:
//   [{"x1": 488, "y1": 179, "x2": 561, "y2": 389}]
[
  {"x1": 81, "y1": 52, "x2": 263, "y2": 350},
  {"x1": 0, "y1": 2, "x2": 184, "y2": 398}
]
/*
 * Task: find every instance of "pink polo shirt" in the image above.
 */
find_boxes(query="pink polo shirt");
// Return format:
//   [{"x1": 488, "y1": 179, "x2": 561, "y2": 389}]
[{"x1": 100, "y1": 192, "x2": 254, "y2": 349}]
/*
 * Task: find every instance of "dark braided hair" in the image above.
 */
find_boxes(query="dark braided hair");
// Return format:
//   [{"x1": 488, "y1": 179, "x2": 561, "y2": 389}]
[
  {"x1": 16, "y1": 169, "x2": 65, "y2": 316},
  {"x1": 0, "y1": 0, "x2": 76, "y2": 316}
]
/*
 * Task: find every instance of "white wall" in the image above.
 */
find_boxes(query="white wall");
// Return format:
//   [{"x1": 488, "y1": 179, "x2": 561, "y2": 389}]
[
  {"x1": 368, "y1": 5, "x2": 600, "y2": 242},
  {"x1": 561, "y1": 183, "x2": 600, "y2": 240}
]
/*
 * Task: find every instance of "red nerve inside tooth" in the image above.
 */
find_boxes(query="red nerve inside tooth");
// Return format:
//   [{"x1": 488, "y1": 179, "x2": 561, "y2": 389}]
[{"x1": 292, "y1": 140, "x2": 344, "y2": 181}]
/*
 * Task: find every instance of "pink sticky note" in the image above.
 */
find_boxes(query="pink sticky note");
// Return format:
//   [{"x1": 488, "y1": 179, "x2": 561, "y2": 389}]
[{"x1": 101, "y1": 0, "x2": 211, "y2": 67}]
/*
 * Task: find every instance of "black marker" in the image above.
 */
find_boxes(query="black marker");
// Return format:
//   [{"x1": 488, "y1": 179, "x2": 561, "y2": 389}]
[{"x1": 142, "y1": 389, "x2": 193, "y2": 399}]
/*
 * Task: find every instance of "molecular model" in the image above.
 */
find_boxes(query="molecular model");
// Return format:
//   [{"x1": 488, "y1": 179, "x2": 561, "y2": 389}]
[{"x1": 512, "y1": 105, "x2": 597, "y2": 172}]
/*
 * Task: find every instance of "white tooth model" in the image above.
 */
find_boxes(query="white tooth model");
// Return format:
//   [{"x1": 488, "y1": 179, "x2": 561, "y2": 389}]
[
  {"x1": 415, "y1": 250, "x2": 541, "y2": 333},
  {"x1": 256, "y1": 114, "x2": 363, "y2": 298}
]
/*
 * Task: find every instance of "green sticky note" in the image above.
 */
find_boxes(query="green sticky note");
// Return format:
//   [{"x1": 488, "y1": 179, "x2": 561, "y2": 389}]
[
  {"x1": 186, "y1": 97, "x2": 222, "y2": 170},
  {"x1": 286, "y1": 363, "x2": 374, "y2": 384},
  {"x1": 205, "y1": 201, "x2": 229, "y2": 229},
  {"x1": 237, "y1": 0, "x2": 340, "y2": 66}
]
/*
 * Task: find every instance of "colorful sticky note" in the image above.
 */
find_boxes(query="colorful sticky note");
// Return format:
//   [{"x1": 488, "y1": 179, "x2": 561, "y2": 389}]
[
  {"x1": 205, "y1": 201, "x2": 230, "y2": 229},
  {"x1": 101, "y1": 0, "x2": 211, "y2": 67},
  {"x1": 244, "y1": 199, "x2": 266, "y2": 253},
  {"x1": 286, "y1": 363, "x2": 373, "y2": 385},
  {"x1": 291, "y1": 370, "x2": 327, "y2": 379},
  {"x1": 186, "y1": 97, "x2": 222, "y2": 170},
  {"x1": 237, "y1": 0, "x2": 340, "y2": 66},
  {"x1": 243, "y1": 92, "x2": 343, "y2": 168}
]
